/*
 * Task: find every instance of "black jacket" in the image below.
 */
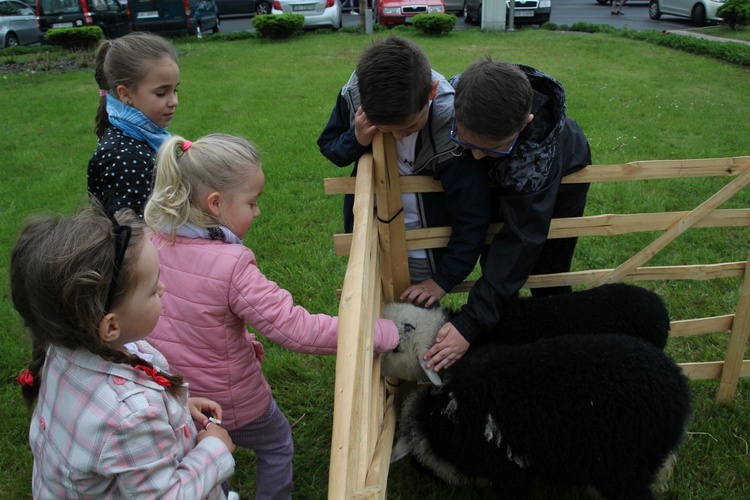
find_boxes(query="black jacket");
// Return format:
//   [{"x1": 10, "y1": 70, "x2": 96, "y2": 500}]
[
  {"x1": 317, "y1": 71, "x2": 491, "y2": 293},
  {"x1": 449, "y1": 65, "x2": 593, "y2": 342}
]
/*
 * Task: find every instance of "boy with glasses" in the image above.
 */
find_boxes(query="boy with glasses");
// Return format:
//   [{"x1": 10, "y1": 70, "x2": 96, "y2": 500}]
[
  {"x1": 424, "y1": 59, "x2": 592, "y2": 373},
  {"x1": 318, "y1": 36, "x2": 491, "y2": 308}
]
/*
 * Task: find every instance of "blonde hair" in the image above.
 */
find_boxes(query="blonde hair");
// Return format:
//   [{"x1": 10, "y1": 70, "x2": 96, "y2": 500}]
[{"x1": 144, "y1": 134, "x2": 262, "y2": 241}]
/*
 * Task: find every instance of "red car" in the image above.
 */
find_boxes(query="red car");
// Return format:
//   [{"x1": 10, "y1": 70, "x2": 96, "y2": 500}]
[{"x1": 374, "y1": 0, "x2": 445, "y2": 26}]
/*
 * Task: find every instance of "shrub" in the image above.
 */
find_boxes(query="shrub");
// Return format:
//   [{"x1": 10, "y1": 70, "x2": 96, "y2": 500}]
[
  {"x1": 717, "y1": 0, "x2": 750, "y2": 29},
  {"x1": 252, "y1": 14, "x2": 305, "y2": 39},
  {"x1": 0, "y1": 45, "x2": 38, "y2": 57},
  {"x1": 44, "y1": 26, "x2": 103, "y2": 50},
  {"x1": 411, "y1": 13, "x2": 456, "y2": 35}
]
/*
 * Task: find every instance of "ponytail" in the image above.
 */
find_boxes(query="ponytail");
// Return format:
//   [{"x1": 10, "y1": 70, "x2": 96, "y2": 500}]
[
  {"x1": 18, "y1": 339, "x2": 47, "y2": 411},
  {"x1": 94, "y1": 40, "x2": 112, "y2": 138},
  {"x1": 144, "y1": 136, "x2": 199, "y2": 241},
  {"x1": 95, "y1": 346, "x2": 185, "y2": 398}
]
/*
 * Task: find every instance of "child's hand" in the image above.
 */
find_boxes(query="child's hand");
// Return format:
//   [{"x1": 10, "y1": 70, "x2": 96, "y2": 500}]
[
  {"x1": 198, "y1": 422, "x2": 236, "y2": 454},
  {"x1": 354, "y1": 107, "x2": 378, "y2": 147},
  {"x1": 400, "y1": 278, "x2": 446, "y2": 308},
  {"x1": 423, "y1": 322, "x2": 469, "y2": 373},
  {"x1": 188, "y1": 397, "x2": 223, "y2": 429}
]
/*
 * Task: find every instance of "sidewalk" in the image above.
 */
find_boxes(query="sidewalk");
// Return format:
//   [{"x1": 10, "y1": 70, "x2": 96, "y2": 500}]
[{"x1": 665, "y1": 29, "x2": 750, "y2": 46}]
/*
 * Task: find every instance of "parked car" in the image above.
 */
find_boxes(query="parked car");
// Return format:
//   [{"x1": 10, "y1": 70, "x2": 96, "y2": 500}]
[
  {"x1": 0, "y1": 0, "x2": 41, "y2": 47},
  {"x1": 271, "y1": 0, "x2": 342, "y2": 29},
  {"x1": 374, "y1": 0, "x2": 445, "y2": 26},
  {"x1": 214, "y1": 0, "x2": 271, "y2": 15},
  {"x1": 36, "y1": 0, "x2": 130, "y2": 38},
  {"x1": 129, "y1": 0, "x2": 220, "y2": 36},
  {"x1": 463, "y1": 0, "x2": 551, "y2": 25},
  {"x1": 442, "y1": 0, "x2": 461, "y2": 13},
  {"x1": 648, "y1": 0, "x2": 722, "y2": 25}
]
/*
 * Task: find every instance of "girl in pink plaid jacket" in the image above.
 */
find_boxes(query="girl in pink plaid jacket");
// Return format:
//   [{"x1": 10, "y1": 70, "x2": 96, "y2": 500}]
[{"x1": 11, "y1": 206, "x2": 236, "y2": 499}]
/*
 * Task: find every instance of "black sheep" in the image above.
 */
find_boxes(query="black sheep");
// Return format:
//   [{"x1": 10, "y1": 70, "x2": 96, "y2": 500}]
[
  {"x1": 395, "y1": 334, "x2": 692, "y2": 499},
  {"x1": 478, "y1": 282, "x2": 670, "y2": 349},
  {"x1": 381, "y1": 283, "x2": 670, "y2": 385}
]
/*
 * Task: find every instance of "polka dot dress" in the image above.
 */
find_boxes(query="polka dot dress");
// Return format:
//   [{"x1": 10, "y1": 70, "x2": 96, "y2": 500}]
[{"x1": 87, "y1": 126, "x2": 156, "y2": 217}]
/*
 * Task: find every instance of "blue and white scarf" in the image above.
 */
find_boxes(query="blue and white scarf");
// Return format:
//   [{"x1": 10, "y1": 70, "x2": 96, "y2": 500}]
[{"x1": 106, "y1": 94, "x2": 171, "y2": 151}]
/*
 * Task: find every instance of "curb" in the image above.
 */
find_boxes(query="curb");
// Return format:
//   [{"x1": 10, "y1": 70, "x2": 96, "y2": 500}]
[{"x1": 664, "y1": 29, "x2": 750, "y2": 46}]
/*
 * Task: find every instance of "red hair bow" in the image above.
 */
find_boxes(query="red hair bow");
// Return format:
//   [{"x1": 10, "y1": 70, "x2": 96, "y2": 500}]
[
  {"x1": 133, "y1": 365, "x2": 171, "y2": 387},
  {"x1": 17, "y1": 369, "x2": 35, "y2": 387}
]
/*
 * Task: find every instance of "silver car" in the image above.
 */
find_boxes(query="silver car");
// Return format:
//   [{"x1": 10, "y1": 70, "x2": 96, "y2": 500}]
[
  {"x1": 0, "y1": 0, "x2": 40, "y2": 48},
  {"x1": 271, "y1": 0, "x2": 343, "y2": 29},
  {"x1": 649, "y1": 0, "x2": 724, "y2": 25}
]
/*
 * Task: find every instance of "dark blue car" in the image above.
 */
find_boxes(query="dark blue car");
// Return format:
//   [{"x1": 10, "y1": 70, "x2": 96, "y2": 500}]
[{"x1": 129, "y1": 0, "x2": 220, "y2": 36}]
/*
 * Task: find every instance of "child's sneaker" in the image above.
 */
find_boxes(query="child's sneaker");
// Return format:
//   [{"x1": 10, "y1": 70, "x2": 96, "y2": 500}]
[{"x1": 227, "y1": 492, "x2": 240, "y2": 500}]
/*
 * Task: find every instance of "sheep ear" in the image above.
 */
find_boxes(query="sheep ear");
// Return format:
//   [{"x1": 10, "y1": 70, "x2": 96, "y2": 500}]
[
  {"x1": 418, "y1": 349, "x2": 443, "y2": 386},
  {"x1": 390, "y1": 437, "x2": 412, "y2": 463}
]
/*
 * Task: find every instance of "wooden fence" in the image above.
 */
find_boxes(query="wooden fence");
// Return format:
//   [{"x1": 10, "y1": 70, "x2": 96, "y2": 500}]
[{"x1": 324, "y1": 133, "x2": 750, "y2": 499}]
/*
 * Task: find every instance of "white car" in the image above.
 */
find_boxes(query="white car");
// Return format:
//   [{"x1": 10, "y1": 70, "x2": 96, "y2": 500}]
[
  {"x1": 0, "y1": 0, "x2": 40, "y2": 48},
  {"x1": 649, "y1": 0, "x2": 724, "y2": 25},
  {"x1": 271, "y1": 0, "x2": 342, "y2": 29}
]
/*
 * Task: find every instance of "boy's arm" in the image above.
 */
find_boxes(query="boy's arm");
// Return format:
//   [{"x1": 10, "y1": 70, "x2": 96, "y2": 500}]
[
  {"x1": 317, "y1": 91, "x2": 370, "y2": 167},
  {"x1": 431, "y1": 154, "x2": 491, "y2": 293},
  {"x1": 450, "y1": 167, "x2": 564, "y2": 343}
]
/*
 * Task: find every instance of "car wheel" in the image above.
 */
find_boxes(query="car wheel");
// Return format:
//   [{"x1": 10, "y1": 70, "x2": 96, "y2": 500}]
[
  {"x1": 463, "y1": 2, "x2": 473, "y2": 22},
  {"x1": 648, "y1": 0, "x2": 661, "y2": 19},
  {"x1": 213, "y1": 16, "x2": 221, "y2": 33},
  {"x1": 692, "y1": 3, "x2": 707, "y2": 26},
  {"x1": 5, "y1": 33, "x2": 19, "y2": 48},
  {"x1": 596, "y1": 0, "x2": 609, "y2": 3},
  {"x1": 256, "y1": 0, "x2": 271, "y2": 14}
]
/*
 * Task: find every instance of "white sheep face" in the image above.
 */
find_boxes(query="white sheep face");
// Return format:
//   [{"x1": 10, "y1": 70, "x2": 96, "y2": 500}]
[{"x1": 381, "y1": 303, "x2": 450, "y2": 386}]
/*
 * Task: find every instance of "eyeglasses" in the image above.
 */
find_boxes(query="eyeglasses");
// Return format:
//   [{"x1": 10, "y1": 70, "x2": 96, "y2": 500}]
[{"x1": 450, "y1": 117, "x2": 521, "y2": 156}]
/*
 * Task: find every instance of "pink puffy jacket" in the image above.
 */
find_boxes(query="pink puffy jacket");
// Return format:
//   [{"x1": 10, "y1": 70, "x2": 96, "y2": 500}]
[{"x1": 148, "y1": 232, "x2": 399, "y2": 430}]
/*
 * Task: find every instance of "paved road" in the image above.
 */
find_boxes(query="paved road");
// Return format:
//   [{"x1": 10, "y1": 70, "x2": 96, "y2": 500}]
[{"x1": 220, "y1": 0, "x2": 697, "y2": 34}]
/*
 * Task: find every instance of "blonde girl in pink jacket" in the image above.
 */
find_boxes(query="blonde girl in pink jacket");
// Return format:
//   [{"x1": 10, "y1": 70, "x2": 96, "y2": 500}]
[{"x1": 144, "y1": 134, "x2": 400, "y2": 499}]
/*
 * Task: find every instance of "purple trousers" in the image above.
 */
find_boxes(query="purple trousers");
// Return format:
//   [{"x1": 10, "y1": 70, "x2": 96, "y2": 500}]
[{"x1": 229, "y1": 398, "x2": 294, "y2": 500}]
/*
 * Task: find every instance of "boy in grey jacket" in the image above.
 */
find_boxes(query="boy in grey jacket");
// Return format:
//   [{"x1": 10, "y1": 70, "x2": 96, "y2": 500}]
[{"x1": 318, "y1": 36, "x2": 491, "y2": 305}]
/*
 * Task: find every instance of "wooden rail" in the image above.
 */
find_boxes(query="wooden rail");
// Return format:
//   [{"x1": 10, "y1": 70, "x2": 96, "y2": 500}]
[{"x1": 326, "y1": 144, "x2": 750, "y2": 498}]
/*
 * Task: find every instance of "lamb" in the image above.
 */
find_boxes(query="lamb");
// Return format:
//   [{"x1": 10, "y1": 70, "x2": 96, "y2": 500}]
[
  {"x1": 381, "y1": 283, "x2": 670, "y2": 385},
  {"x1": 391, "y1": 333, "x2": 692, "y2": 499}
]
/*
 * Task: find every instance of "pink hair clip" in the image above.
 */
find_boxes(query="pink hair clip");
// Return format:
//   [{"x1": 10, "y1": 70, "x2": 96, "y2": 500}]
[
  {"x1": 181, "y1": 140, "x2": 193, "y2": 152},
  {"x1": 99, "y1": 89, "x2": 108, "y2": 97}
]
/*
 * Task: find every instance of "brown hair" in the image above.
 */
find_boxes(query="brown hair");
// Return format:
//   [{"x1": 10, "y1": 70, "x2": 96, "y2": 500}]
[
  {"x1": 356, "y1": 36, "x2": 432, "y2": 126},
  {"x1": 10, "y1": 204, "x2": 184, "y2": 410},
  {"x1": 94, "y1": 32, "x2": 178, "y2": 138},
  {"x1": 454, "y1": 58, "x2": 533, "y2": 142}
]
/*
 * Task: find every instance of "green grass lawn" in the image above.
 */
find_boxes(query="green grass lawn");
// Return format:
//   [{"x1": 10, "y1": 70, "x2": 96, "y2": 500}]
[{"x1": 1, "y1": 29, "x2": 750, "y2": 498}]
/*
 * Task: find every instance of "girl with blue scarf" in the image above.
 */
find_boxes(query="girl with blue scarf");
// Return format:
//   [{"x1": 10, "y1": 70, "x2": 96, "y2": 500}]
[{"x1": 88, "y1": 32, "x2": 179, "y2": 217}]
